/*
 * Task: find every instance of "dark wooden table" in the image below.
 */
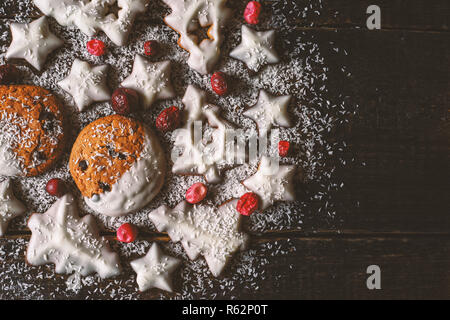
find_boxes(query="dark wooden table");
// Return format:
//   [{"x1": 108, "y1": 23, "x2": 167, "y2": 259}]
[{"x1": 0, "y1": 0, "x2": 448, "y2": 299}]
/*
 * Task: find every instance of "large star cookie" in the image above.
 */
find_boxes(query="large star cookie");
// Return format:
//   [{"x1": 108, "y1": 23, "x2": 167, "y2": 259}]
[
  {"x1": 33, "y1": 0, "x2": 149, "y2": 46},
  {"x1": 244, "y1": 90, "x2": 292, "y2": 138},
  {"x1": 243, "y1": 156, "x2": 296, "y2": 210},
  {"x1": 130, "y1": 243, "x2": 181, "y2": 292},
  {"x1": 172, "y1": 85, "x2": 242, "y2": 183},
  {"x1": 6, "y1": 16, "x2": 63, "y2": 71},
  {"x1": 121, "y1": 55, "x2": 175, "y2": 109},
  {"x1": 163, "y1": 0, "x2": 232, "y2": 74},
  {"x1": 0, "y1": 179, "x2": 26, "y2": 236},
  {"x1": 58, "y1": 59, "x2": 111, "y2": 112},
  {"x1": 27, "y1": 194, "x2": 121, "y2": 278},
  {"x1": 149, "y1": 200, "x2": 249, "y2": 277},
  {"x1": 230, "y1": 25, "x2": 279, "y2": 72}
]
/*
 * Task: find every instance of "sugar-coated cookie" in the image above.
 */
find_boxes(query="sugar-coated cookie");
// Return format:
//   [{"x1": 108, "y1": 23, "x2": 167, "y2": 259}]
[
  {"x1": 69, "y1": 115, "x2": 165, "y2": 217},
  {"x1": 33, "y1": 0, "x2": 149, "y2": 46},
  {"x1": 6, "y1": 16, "x2": 63, "y2": 71},
  {"x1": 162, "y1": 0, "x2": 232, "y2": 74},
  {"x1": 130, "y1": 243, "x2": 181, "y2": 292},
  {"x1": 230, "y1": 25, "x2": 279, "y2": 72},
  {"x1": 0, "y1": 85, "x2": 65, "y2": 177},
  {"x1": 0, "y1": 178, "x2": 26, "y2": 236},
  {"x1": 149, "y1": 199, "x2": 249, "y2": 277},
  {"x1": 27, "y1": 194, "x2": 121, "y2": 278}
]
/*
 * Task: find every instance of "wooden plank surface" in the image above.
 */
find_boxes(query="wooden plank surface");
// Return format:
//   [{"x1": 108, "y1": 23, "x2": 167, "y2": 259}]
[{"x1": 0, "y1": 0, "x2": 449, "y2": 299}]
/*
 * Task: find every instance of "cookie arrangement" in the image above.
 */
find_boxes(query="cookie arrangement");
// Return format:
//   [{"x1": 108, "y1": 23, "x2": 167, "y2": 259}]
[{"x1": 0, "y1": 0, "x2": 354, "y2": 298}]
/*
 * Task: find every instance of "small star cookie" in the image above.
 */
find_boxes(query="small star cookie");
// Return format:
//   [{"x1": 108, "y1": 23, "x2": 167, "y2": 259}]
[
  {"x1": 27, "y1": 194, "x2": 121, "y2": 278},
  {"x1": 243, "y1": 90, "x2": 292, "y2": 138},
  {"x1": 243, "y1": 156, "x2": 296, "y2": 210},
  {"x1": 0, "y1": 179, "x2": 26, "y2": 236},
  {"x1": 130, "y1": 243, "x2": 181, "y2": 292},
  {"x1": 58, "y1": 59, "x2": 111, "y2": 112},
  {"x1": 230, "y1": 25, "x2": 279, "y2": 72},
  {"x1": 149, "y1": 199, "x2": 249, "y2": 277},
  {"x1": 6, "y1": 16, "x2": 63, "y2": 71},
  {"x1": 121, "y1": 55, "x2": 175, "y2": 109}
]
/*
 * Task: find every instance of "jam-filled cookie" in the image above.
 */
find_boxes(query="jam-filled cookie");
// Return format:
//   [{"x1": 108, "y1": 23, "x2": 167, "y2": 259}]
[
  {"x1": 69, "y1": 115, "x2": 165, "y2": 217},
  {"x1": 0, "y1": 85, "x2": 65, "y2": 177}
]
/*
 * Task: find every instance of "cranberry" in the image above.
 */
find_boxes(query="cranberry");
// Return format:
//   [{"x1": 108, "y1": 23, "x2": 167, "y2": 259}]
[
  {"x1": 236, "y1": 192, "x2": 259, "y2": 216},
  {"x1": 45, "y1": 178, "x2": 67, "y2": 198},
  {"x1": 86, "y1": 39, "x2": 106, "y2": 56},
  {"x1": 0, "y1": 64, "x2": 19, "y2": 85},
  {"x1": 185, "y1": 182, "x2": 208, "y2": 204},
  {"x1": 116, "y1": 223, "x2": 138, "y2": 243},
  {"x1": 210, "y1": 72, "x2": 228, "y2": 96},
  {"x1": 278, "y1": 140, "x2": 290, "y2": 157},
  {"x1": 244, "y1": 1, "x2": 262, "y2": 25},
  {"x1": 144, "y1": 40, "x2": 159, "y2": 57},
  {"x1": 155, "y1": 106, "x2": 181, "y2": 132},
  {"x1": 111, "y1": 88, "x2": 140, "y2": 115}
]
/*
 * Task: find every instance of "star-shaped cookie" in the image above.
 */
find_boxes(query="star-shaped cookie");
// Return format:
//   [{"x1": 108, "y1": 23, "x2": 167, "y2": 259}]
[
  {"x1": 0, "y1": 179, "x2": 26, "y2": 236},
  {"x1": 121, "y1": 55, "x2": 175, "y2": 109},
  {"x1": 230, "y1": 25, "x2": 279, "y2": 72},
  {"x1": 243, "y1": 156, "x2": 296, "y2": 210},
  {"x1": 58, "y1": 59, "x2": 111, "y2": 112},
  {"x1": 130, "y1": 243, "x2": 181, "y2": 292},
  {"x1": 6, "y1": 16, "x2": 63, "y2": 71},
  {"x1": 244, "y1": 90, "x2": 292, "y2": 138}
]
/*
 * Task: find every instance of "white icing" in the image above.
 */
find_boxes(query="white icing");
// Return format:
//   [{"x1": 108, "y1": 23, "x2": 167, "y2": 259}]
[
  {"x1": 162, "y1": 0, "x2": 232, "y2": 74},
  {"x1": 6, "y1": 16, "x2": 63, "y2": 71},
  {"x1": 0, "y1": 179, "x2": 26, "y2": 236},
  {"x1": 121, "y1": 55, "x2": 175, "y2": 109},
  {"x1": 0, "y1": 142, "x2": 22, "y2": 177},
  {"x1": 84, "y1": 127, "x2": 166, "y2": 217},
  {"x1": 172, "y1": 85, "x2": 239, "y2": 183},
  {"x1": 33, "y1": 0, "x2": 149, "y2": 46},
  {"x1": 230, "y1": 25, "x2": 280, "y2": 72},
  {"x1": 58, "y1": 58, "x2": 111, "y2": 112},
  {"x1": 243, "y1": 156, "x2": 296, "y2": 210},
  {"x1": 27, "y1": 194, "x2": 121, "y2": 278},
  {"x1": 149, "y1": 199, "x2": 248, "y2": 277},
  {"x1": 243, "y1": 90, "x2": 292, "y2": 138},
  {"x1": 130, "y1": 243, "x2": 181, "y2": 292}
]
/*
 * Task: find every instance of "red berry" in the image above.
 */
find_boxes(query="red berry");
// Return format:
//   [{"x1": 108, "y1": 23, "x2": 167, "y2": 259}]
[
  {"x1": 278, "y1": 140, "x2": 290, "y2": 157},
  {"x1": 244, "y1": 1, "x2": 262, "y2": 25},
  {"x1": 185, "y1": 182, "x2": 208, "y2": 204},
  {"x1": 45, "y1": 178, "x2": 66, "y2": 198},
  {"x1": 111, "y1": 88, "x2": 140, "y2": 115},
  {"x1": 144, "y1": 40, "x2": 159, "y2": 57},
  {"x1": 155, "y1": 106, "x2": 181, "y2": 132},
  {"x1": 116, "y1": 223, "x2": 138, "y2": 243},
  {"x1": 86, "y1": 39, "x2": 106, "y2": 56},
  {"x1": 236, "y1": 192, "x2": 259, "y2": 216},
  {"x1": 211, "y1": 72, "x2": 228, "y2": 96},
  {"x1": 0, "y1": 64, "x2": 19, "y2": 85}
]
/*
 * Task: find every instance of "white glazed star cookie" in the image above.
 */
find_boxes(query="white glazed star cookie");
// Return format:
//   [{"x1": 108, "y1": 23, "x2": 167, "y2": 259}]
[
  {"x1": 0, "y1": 179, "x2": 26, "y2": 236},
  {"x1": 58, "y1": 59, "x2": 111, "y2": 112},
  {"x1": 243, "y1": 156, "x2": 296, "y2": 210},
  {"x1": 243, "y1": 90, "x2": 292, "y2": 138},
  {"x1": 130, "y1": 243, "x2": 181, "y2": 292},
  {"x1": 6, "y1": 16, "x2": 63, "y2": 71},
  {"x1": 121, "y1": 55, "x2": 175, "y2": 109},
  {"x1": 172, "y1": 85, "x2": 241, "y2": 183},
  {"x1": 27, "y1": 194, "x2": 121, "y2": 278},
  {"x1": 149, "y1": 200, "x2": 249, "y2": 277},
  {"x1": 230, "y1": 25, "x2": 279, "y2": 72},
  {"x1": 33, "y1": 0, "x2": 149, "y2": 46},
  {"x1": 163, "y1": 0, "x2": 232, "y2": 74}
]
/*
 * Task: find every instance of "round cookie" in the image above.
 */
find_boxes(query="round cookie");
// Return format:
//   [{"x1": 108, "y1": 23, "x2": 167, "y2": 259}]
[
  {"x1": 0, "y1": 85, "x2": 65, "y2": 177},
  {"x1": 69, "y1": 115, "x2": 166, "y2": 217}
]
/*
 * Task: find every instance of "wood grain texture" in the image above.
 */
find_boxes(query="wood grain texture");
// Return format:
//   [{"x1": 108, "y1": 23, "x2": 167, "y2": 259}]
[{"x1": 0, "y1": 0, "x2": 449, "y2": 299}]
